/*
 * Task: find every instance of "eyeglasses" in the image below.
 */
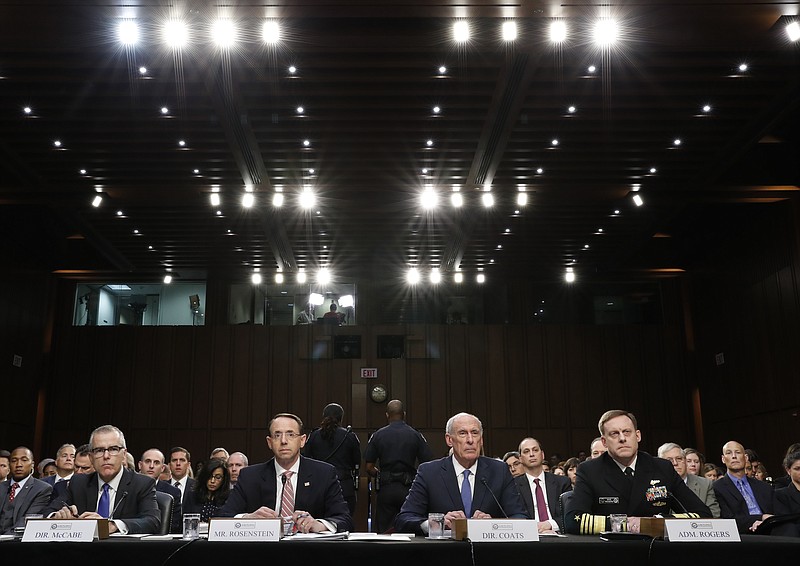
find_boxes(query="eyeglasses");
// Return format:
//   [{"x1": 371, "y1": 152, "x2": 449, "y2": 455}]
[
  {"x1": 91, "y1": 446, "x2": 124, "y2": 457},
  {"x1": 209, "y1": 474, "x2": 225, "y2": 481},
  {"x1": 666, "y1": 456, "x2": 685, "y2": 464},
  {"x1": 271, "y1": 431, "x2": 301, "y2": 440},
  {"x1": 454, "y1": 429, "x2": 482, "y2": 439}
]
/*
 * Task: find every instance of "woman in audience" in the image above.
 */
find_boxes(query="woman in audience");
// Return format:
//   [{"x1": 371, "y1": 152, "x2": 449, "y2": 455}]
[
  {"x1": 184, "y1": 459, "x2": 231, "y2": 522},
  {"x1": 684, "y1": 448, "x2": 704, "y2": 475},
  {"x1": 702, "y1": 463, "x2": 720, "y2": 481},
  {"x1": 774, "y1": 451, "x2": 800, "y2": 537},
  {"x1": 563, "y1": 457, "x2": 580, "y2": 489},
  {"x1": 754, "y1": 463, "x2": 771, "y2": 483}
]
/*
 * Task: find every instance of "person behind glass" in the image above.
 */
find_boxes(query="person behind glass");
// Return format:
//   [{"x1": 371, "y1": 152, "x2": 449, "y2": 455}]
[
  {"x1": 565, "y1": 410, "x2": 710, "y2": 535},
  {"x1": 296, "y1": 304, "x2": 313, "y2": 325},
  {"x1": 395, "y1": 412, "x2": 529, "y2": 536},
  {"x1": 184, "y1": 459, "x2": 231, "y2": 522},
  {"x1": 683, "y1": 448, "x2": 705, "y2": 476},
  {"x1": 323, "y1": 303, "x2": 342, "y2": 325},
  {"x1": 303, "y1": 403, "x2": 361, "y2": 515}
]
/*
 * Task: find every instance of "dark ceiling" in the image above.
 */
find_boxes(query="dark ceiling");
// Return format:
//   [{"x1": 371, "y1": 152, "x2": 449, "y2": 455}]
[{"x1": 1, "y1": 1, "x2": 799, "y2": 286}]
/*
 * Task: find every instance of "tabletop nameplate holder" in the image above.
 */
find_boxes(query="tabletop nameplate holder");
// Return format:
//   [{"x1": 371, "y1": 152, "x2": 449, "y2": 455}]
[
  {"x1": 664, "y1": 518, "x2": 740, "y2": 542},
  {"x1": 208, "y1": 518, "x2": 282, "y2": 541},
  {"x1": 452, "y1": 519, "x2": 539, "y2": 542},
  {"x1": 22, "y1": 519, "x2": 108, "y2": 542}
]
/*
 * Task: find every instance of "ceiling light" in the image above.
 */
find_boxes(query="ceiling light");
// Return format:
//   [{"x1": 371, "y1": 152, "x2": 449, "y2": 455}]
[
  {"x1": 164, "y1": 274, "x2": 173, "y2": 284},
  {"x1": 91, "y1": 195, "x2": 103, "y2": 207},
  {"x1": 426, "y1": 139, "x2": 433, "y2": 147},
  {"x1": 275, "y1": 272, "x2": 284, "y2": 284},
  {"x1": 160, "y1": 106, "x2": 169, "y2": 114},
  {"x1": 536, "y1": 167, "x2": 543, "y2": 174},
  {"x1": 565, "y1": 267, "x2": 575, "y2": 283},
  {"x1": 309, "y1": 292, "x2": 324, "y2": 305},
  {"x1": 288, "y1": 65, "x2": 297, "y2": 74},
  {"x1": 23, "y1": 106, "x2": 32, "y2": 114},
  {"x1": 178, "y1": 140, "x2": 186, "y2": 147},
  {"x1": 210, "y1": 193, "x2": 220, "y2": 206},
  {"x1": 567, "y1": 105, "x2": 576, "y2": 114},
  {"x1": 272, "y1": 193, "x2": 284, "y2": 207},
  {"x1": 317, "y1": 268, "x2": 331, "y2": 285},
  {"x1": 407, "y1": 268, "x2": 420, "y2": 284},
  {"x1": 587, "y1": 65, "x2": 597, "y2": 73},
  {"x1": 216, "y1": 210, "x2": 222, "y2": 216},
  {"x1": 702, "y1": 104, "x2": 712, "y2": 113},
  {"x1": 453, "y1": 20, "x2": 470, "y2": 43},
  {"x1": 138, "y1": 66, "x2": 147, "y2": 75},
  {"x1": 163, "y1": 20, "x2": 189, "y2": 48},
  {"x1": 296, "y1": 106, "x2": 304, "y2": 114},
  {"x1": 302, "y1": 139, "x2": 310, "y2": 147},
  {"x1": 116, "y1": 210, "x2": 123, "y2": 216},
  {"x1": 421, "y1": 188, "x2": 438, "y2": 209},
  {"x1": 438, "y1": 65, "x2": 447, "y2": 74},
  {"x1": 476, "y1": 274, "x2": 486, "y2": 284},
  {"x1": 551, "y1": 138, "x2": 559, "y2": 146},
  {"x1": 212, "y1": 19, "x2": 237, "y2": 47},
  {"x1": 497, "y1": 244, "x2": 503, "y2": 250},
  {"x1": 193, "y1": 169, "x2": 200, "y2": 174},
  {"x1": 53, "y1": 140, "x2": 62, "y2": 148},
  {"x1": 133, "y1": 229, "x2": 139, "y2": 234},
  {"x1": 550, "y1": 21, "x2": 567, "y2": 43},
  {"x1": 309, "y1": 168, "x2": 315, "y2": 174},
  {"x1": 517, "y1": 192, "x2": 528, "y2": 206},
  {"x1": 263, "y1": 20, "x2": 280, "y2": 43},
  {"x1": 502, "y1": 21, "x2": 517, "y2": 41},
  {"x1": 242, "y1": 193, "x2": 254, "y2": 208},
  {"x1": 251, "y1": 273, "x2": 262, "y2": 285},
  {"x1": 299, "y1": 188, "x2": 315, "y2": 209},
  {"x1": 432, "y1": 106, "x2": 441, "y2": 114},
  {"x1": 593, "y1": 19, "x2": 618, "y2": 46},
  {"x1": 451, "y1": 193, "x2": 463, "y2": 208},
  {"x1": 339, "y1": 295, "x2": 354, "y2": 308},
  {"x1": 505, "y1": 228, "x2": 511, "y2": 233},
  {"x1": 118, "y1": 20, "x2": 139, "y2": 45},
  {"x1": 297, "y1": 270, "x2": 307, "y2": 284},
  {"x1": 787, "y1": 21, "x2": 800, "y2": 42},
  {"x1": 649, "y1": 167, "x2": 657, "y2": 174},
  {"x1": 482, "y1": 193, "x2": 494, "y2": 208},
  {"x1": 673, "y1": 138, "x2": 682, "y2": 146},
  {"x1": 633, "y1": 194, "x2": 644, "y2": 207},
  {"x1": 614, "y1": 209, "x2": 620, "y2": 215},
  {"x1": 421, "y1": 168, "x2": 428, "y2": 175},
  {"x1": 430, "y1": 268, "x2": 441, "y2": 284},
  {"x1": 584, "y1": 244, "x2": 590, "y2": 249},
  {"x1": 79, "y1": 169, "x2": 87, "y2": 175},
  {"x1": 738, "y1": 63, "x2": 748, "y2": 72}
]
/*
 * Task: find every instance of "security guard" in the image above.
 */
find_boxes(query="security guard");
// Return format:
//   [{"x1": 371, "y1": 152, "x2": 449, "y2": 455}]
[{"x1": 365, "y1": 400, "x2": 433, "y2": 532}]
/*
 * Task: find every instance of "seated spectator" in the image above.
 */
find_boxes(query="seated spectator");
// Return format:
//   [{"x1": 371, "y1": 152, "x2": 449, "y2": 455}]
[
  {"x1": 0, "y1": 447, "x2": 53, "y2": 534},
  {"x1": 774, "y1": 451, "x2": 800, "y2": 537},
  {"x1": 210, "y1": 448, "x2": 229, "y2": 463},
  {"x1": 184, "y1": 459, "x2": 231, "y2": 522},
  {"x1": 683, "y1": 448, "x2": 705, "y2": 476},
  {"x1": 563, "y1": 457, "x2": 580, "y2": 489},
  {"x1": 0, "y1": 450, "x2": 9, "y2": 482},
  {"x1": 713, "y1": 440, "x2": 774, "y2": 533},
  {"x1": 754, "y1": 463, "x2": 770, "y2": 484},
  {"x1": 702, "y1": 463, "x2": 721, "y2": 481},
  {"x1": 773, "y1": 443, "x2": 800, "y2": 489},
  {"x1": 502, "y1": 451, "x2": 523, "y2": 477},
  {"x1": 38, "y1": 458, "x2": 56, "y2": 478}
]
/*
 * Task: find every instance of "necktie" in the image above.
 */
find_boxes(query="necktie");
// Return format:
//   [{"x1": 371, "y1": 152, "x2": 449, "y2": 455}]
[
  {"x1": 9, "y1": 482, "x2": 19, "y2": 502},
  {"x1": 534, "y1": 478, "x2": 550, "y2": 521},
  {"x1": 737, "y1": 479, "x2": 761, "y2": 514},
  {"x1": 461, "y1": 470, "x2": 472, "y2": 515},
  {"x1": 174, "y1": 480, "x2": 181, "y2": 488},
  {"x1": 97, "y1": 483, "x2": 110, "y2": 518},
  {"x1": 624, "y1": 467, "x2": 634, "y2": 478},
  {"x1": 280, "y1": 471, "x2": 295, "y2": 517}
]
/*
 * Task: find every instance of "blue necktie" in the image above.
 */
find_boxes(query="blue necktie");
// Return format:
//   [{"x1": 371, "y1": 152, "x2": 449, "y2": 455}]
[
  {"x1": 461, "y1": 470, "x2": 472, "y2": 515},
  {"x1": 97, "y1": 483, "x2": 110, "y2": 518}
]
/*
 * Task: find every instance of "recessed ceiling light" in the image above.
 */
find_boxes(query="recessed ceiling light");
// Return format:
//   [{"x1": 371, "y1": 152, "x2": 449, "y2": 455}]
[
  {"x1": 133, "y1": 229, "x2": 139, "y2": 234},
  {"x1": 476, "y1": 274, "x2": 486, "y2": 284},
  {"x1": 598, "y1": 228, "x2": 603, "y2": 232},
  {"x1": 216, "y1": 210, "x2": 222, "y2": 216},
  {"x1": 138, "y1": 66, "x2": 147, "y2": 75},
  {"x1": 116, "y1": 210, "x2": 123, "y2": 216},
  {"x1": 517, "y1": 193, "x2": 528, "y2": 206},
  {"x1": 118, "y1": 20, "x2": 139, "y2": 46},
  {"x1": 451, "y1": 193, "x2": 463, "y2": 207},
  {"x1": 482, "y1": 193, "x2": 494, "y2": 208},
  {"x1": 79, "y1": 169, "x2": 87, "y2": 175},
  {"x1": 193, "y1": 169, "x2": 200, "y2": 174},
  {"x1": 584, "y1": 244, "x2": 590, "y2": 249},
  {"x1": 421, "y1": 168, "x2": 428, "y2": 174},
  {"x1": 633, "y1": 194, "x2": 644, "y2": 207},
  {"x1": 551, "y1": 138, "x2": 559, "y2": 146},
  {"x1": 567, "y1": 105, "x2": 576, "y2": 114},
  {"x1": 303, "y1": 139, "x2": 310, "y2": 147},
  {"x1": 649, "y1": 167, "x2": 657, "y2": 174},
  {"x1": 23, "y1": 106, "x2": 32, "y2": 114},
  {"x1": 593, "y1": 19, "x2": 618, "y2": 46},
  {"x1": 505, "y1": 228, "x2": 511, "y2": 233},
  {"x1": 164, "y1": 274, "x2": 173, "y2": 284},
  {"x1": 550, "y1": 20, "x2": 567, "y2": 43},
  {"x1": 148, "y1": 245, "x2": 153, "y2": 250},
  {"x1": 614, "y1": 209, "x2": 620, "y2": 215},
  {"x1": 210, "y1": 193, "x2": 220, "y2": 206},
  {"x1": 432, "y1": 106, "x2": 441, "y2": 114},
  {"x1": 565, "y1": 267, "x2": 575, "y2": 283},
  {"x1": 273, "y1": 193, "x2": 284, "y2": 207},
  {"x1": 738, "y1": 63, "x2": 748, "y2": 72},
  {"x1": 178, "y1": 140, "x2": 186, "y2": 147},
  {"x1": 296, "y1": 106, "x2": 304, "y2": 114},
  {"x1": 262, "y1": 20, "x2": 280, "y2": 44},
  {"x1": 163, "y1": 20, "x2": 189, "y2": 49},
  {"x1": 53, "y1": 140, "x2": 62, "y2": 148},
  {"x1": 536, "y1": 167, "x2": 543, "y2": 174},
  {"x1": 497, "y1": 244, "x2": 502, "y2": 250},
  {"x1": 161, "y1": 106, "x2": 169, "y2": 114},
  {"x1": 673, "y1": 138, "x2": 682, "y2": 146},
  {"x1": 438, "y1": 65, "x2": 447, "y2": 74},
  {"x1": 242, "y1": 193, "x2": 254, "y2": 208},
  {"x1": 702, "y1": 104, "x2": 712, "y2": 113},
  {"x1": 453, "y1": 21, "x2": 470, "y2": 43},
  {"x1": 502, "y1": 20, "x2": 517, "y2": 41},
  {"x1": 91, "y1": 195, "x2": 102, "y2": 207},
  {"x1": 587, "y1": 65, "x2": 597, "y2": 73},
  {"x1": 212, "y1": 19, "x2": 237, "y2": 48},
  {"x1": 787, "y1": 21, "x2": 800, "y2": 42},
  {"x1": 308, "y1": 168, "x2": 315, "y2": 174},
  {"x1": 426, "y1": 139, "x2": 433, "y2": 147},
  {"x1": 288, "y1": 65, "x2": 297, "y2": 74}
]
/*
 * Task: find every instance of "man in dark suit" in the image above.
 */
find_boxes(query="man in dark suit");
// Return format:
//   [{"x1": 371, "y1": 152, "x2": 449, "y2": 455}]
[
  {"x1": 0, "y1": 447, "x2": 53, "y2": 534},
  {"x1": 138, "y1": 448, "x2": 183, "y2": 533},
  {"x1": 565, "y1": 410, "x2": 710, "y2": 534},
  {"x1": 168, "y1": 447, "x2": 195, "y2": 507},
  {"x1": 713, "y1": 440, "x2": 775, "y2": 533},
  {"x1": 395, "y1": 412, "x2": 529, "y2": 536},
  {"x1": 218, "y1": 413, "x2": 352, "y2": 533},
  {"x1": 42, "y1": 444, "x2": 75, "y2": 486},
  {"x1": 516, "y1": 437, "x2": 571, "y2": 533},
  {"x1": 49, "y1": 425, "x2": 160, "y2": 534}
]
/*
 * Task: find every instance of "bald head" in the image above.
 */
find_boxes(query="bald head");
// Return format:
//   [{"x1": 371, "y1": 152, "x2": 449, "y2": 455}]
[
  {"x1": 386, "y1": 399, "x2": 405, "y2": 421},
  {"x1": 722, "y1": 440, "x2": 747, "y2": 476}
]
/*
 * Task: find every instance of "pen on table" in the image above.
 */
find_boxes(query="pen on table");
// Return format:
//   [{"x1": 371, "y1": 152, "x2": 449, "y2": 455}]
[{"x1": 59, "y1": 502, "x2": 79, "y2": 518}]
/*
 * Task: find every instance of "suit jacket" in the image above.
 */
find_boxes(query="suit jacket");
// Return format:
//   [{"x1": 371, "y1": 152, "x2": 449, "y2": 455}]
[
  {"x1": 48, "y1": 468, "x2": 160, "y2": 534},
  {"x1": 773, "y1": 482, "x2": 800, "y2": 537},
  {"x1": 515, "y1": 471, "x2": 572, "y2": 531},
  {"x1": 395, "y1": 456, "x2": 529, "y2": 536},
  {"x1": 713, "y1": 474, "x2": 775, "y2": 533},
  {"x1": 217, "y1": 456, "x2": 353, "y2": 532},
  {"x1": 174, "y1": 477, "x2": 196, "y2": 505},
  {"x1": 155, "y1": 479, "x2": 183, "y2": 534},
  {"x1": 686, "y1": 473, "x2": 721, "y2": 518},
  {"x1": 565, "y1": 451, "x2": 711, "y2": 534},
  {"x1": 0, "y1": 477, "x2": 53, "y2": 534}
]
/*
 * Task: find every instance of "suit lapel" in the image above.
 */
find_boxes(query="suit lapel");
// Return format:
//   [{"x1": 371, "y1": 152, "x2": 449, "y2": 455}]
[
  {"x1": 295, "y1": 457, "x2": 313, "y2": 510},
  {"x1": 516, "y1": 476, "x2": 534, "y2": 517},
  {"x1": 720, "y1": 476, "x2": 746, "y2": 508},
  {"x1": 13, "y1": 481, "x2": 34, "y2": 522},
  {"x1": 85, "y1": 473, "x2": 100, "y2": 513},
  {"x1": 260, "y1": 460, "x2": 278, "y2": 510},
  {"x1": 439, "y1": 458, "x2": 463, "y2": 513},
  {"x1": 600, "y1": 455, "x2": 630, "y2": 507},
  {"x1": 544, "y1": 473, "x2": 561, "y2": 515}
]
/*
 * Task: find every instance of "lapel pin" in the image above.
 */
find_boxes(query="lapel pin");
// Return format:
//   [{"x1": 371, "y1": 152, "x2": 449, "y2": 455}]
[{"x1": 304, "y1": 482, "x2": 310, "y2": 487}]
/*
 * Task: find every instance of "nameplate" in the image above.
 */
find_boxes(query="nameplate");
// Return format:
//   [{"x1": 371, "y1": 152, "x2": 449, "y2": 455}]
[
  {"x1": 22, "y1": 519, "x2": 102, "y2": 542},
  {"x1": 664, "y1": 519, "x2": 740, "y2": 542},
  {"x1": 208, "y1": 518, "x2": 281, "y2": 541},
  {"x1": 452, "y1": 519, "x2": 539, "y2": 542}
]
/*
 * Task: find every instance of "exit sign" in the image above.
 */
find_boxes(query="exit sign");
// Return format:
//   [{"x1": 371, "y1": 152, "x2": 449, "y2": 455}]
[{"x1": 360, "y1": 368, "x2": 378, "y2": 379}]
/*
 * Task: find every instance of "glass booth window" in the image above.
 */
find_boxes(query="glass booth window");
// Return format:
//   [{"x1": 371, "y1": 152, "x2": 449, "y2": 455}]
[
  {"x1": 229, "y1": 281, "x2": 356, "y2": 326},
  {"x1": 73, "y1": 283, "x2": 206, "y2": 326}
]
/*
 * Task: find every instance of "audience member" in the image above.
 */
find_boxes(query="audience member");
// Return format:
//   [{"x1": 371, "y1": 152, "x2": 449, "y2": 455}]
[
  {"x1": 304, "y1": 403, "x2": 361, "y2": 515},
  {"x1": 774, "y1": 451, "x2": 800, "y2": 536},
  {"x1": 365, "y1": 399, "x2": 433, "y2": 533},
  {"x1": 683, "y1": 448, "x2": 704, "y2": 476},
  {"x1": 74, "y1": 444, "x2": 94, "y2": 475},
  {"x1": 124, "y1": 451, "x2": 135, "y2": 471},
  {"x1": 0, "y1": 447, "x2": 53, "y2": 535},
  {"x1": 773, "y1": 443, "x2": 800, "y2": 489},
  {"x1": 210, "y1": 448, "x2": 229, "y2": 462},
  {"x1": 219, "y1": 413, "x2": 352, "y2": 533},
  {"x1": 745, "y1": 448, "x2": 760, "y2": 476},
  {"x1": 552, "y1": 465, "x2": 565, "y2": 476},
  {"x1": 566, "y1": 410, "x2": 710, "y2": 534},
  {"x1": 516, "y1": 437, "x2": 571, "y2": 533},
  {"x1": 589, "y1": 437, "x2": 607, "y2": 460},
  {"x1": 228, "y1": 452, "x2": 248, "y2": 485},
  {"x1": 169, "y1": 447, "x2": 195, "y2": 506},
  {"x1": 658, "y1": 442, "x2": 720, "y2": 517},
  {"x1": 38, "y1": 458, "x2": 56, "y2": 478},
  {"x1": 0, "y1": 449, "x2": 9, "y2": 482},
  {"x1": 50, "y1": 425, "x2": 160, "y2": 534},
  {"x1": 395, "y1": 412, "x2": 528, "y2": 535},
  {"x1": 563, "y1": 457, "x2": 580, "y2": 489},
  {"x1": 184, "y1": 459, "x2": 231, "y2": 522},
  {"x1": 43, "y1": 444, "x2": 75, "y2": 486},
  {"x1": 702, "y1": 463, "x2": 720, "y2": 481},
  {"x1": 754, "y1": 463, "x2": 770, "y2": 483},
  {"x1": 502, "y1": 451, "x2": 523, "y2": 478},
  {"x1": 138, "y1": 448, "x2": 183, "y2": 533},
  {"x1": 713, "y1": 440, "x2": 774, "y2": 533}
]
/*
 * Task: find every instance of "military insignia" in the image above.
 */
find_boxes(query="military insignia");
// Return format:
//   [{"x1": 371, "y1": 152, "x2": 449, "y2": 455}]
[
  {"x1": 645, "y1": 485, "x2": 668, "y2": 502},
  {"x1": 598, "y1": 497, "x2": 619, "y2": 504},
  {"x1": 653, "y1": 501, "x2": 666, "y2": 506},
  {"x1": 650, "y1": 479, "x2": 660, "y2": 485},
  {"x1": 304, "y1": 482, "x2": 310, "y2": 486}
]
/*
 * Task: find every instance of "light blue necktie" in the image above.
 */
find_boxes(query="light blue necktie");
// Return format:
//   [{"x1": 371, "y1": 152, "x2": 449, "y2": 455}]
[
  {"x1": 97, "y1": 483, "x2": 110, "y2": 518},
  {"x1": 461, "y1": 470, "x2": 472, "y2": 515}
]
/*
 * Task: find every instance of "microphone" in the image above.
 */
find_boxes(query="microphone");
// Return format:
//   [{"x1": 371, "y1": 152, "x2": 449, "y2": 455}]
[
  {"x1": 480, "y1": 477, "x2": 508, "y2": 518},
  {"x1": 109, "y1": 491, "x2": 128, "y2": 520},
  {"x1": 667, "y1": 491, "x2": 688, "y2": 515},
  {"x1": 345, "y1": 425, "x2": 352, "y2": 434}
]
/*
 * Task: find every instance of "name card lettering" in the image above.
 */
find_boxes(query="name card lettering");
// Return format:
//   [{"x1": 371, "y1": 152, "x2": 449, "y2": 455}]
[
  {"x1": 22, "y1": 520, "x2": 99, "y2": 542},
  {"x1": 208, "y1": 518, "x2": 281, "y2": 542},
  {"x1": 452, "y1": 519, "x2": 539, "y2": 542},
  {"x1": 664, "y1": 519, "x2": 740, "y2": 542}
]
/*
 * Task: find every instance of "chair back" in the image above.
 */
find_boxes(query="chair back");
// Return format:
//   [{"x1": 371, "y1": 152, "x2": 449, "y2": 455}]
[{"x1": 155, "y1": 490, "x2": 175, "y2": 536}]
